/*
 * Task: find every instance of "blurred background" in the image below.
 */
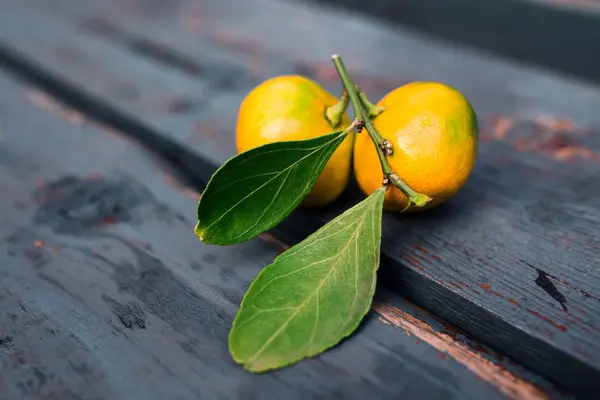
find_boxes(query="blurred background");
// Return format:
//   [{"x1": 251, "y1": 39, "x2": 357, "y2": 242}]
[{"x1": 1, "y1": 1, "x2": 600, "y2": 398}]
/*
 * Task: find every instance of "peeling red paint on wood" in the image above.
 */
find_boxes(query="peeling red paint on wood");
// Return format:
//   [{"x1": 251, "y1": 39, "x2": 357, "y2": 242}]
[
  {"x1": 409, "y1": 244, "x2": 445, "y2": 265},
  {"x1": 491, "y1": 290, "x2": 506, "y2": 299},
  {"x1": 534, "y1": 115, "x2": 576, "y2": 133},
  {"x1": 27, "y1": 90, "x2": 86, "y2": 125},
  {"x1": 161, "y1": 172, "x2": 201, "y2": 200},
  {"x1": 409, "y1": 250, "x2": 428, "y2": 262},
  {"x1": 576, "y1": 307, "x2": 588, "y2": 316},
  {"x1": 258, "y1": 232, "x2": 290, "y2": 254},
  {"x1": 192, "y1": 121, "x2": 232, "y2": 153},
  {"x1": 526, "y1": 309, "x2": 568, "y2": 332},
  {"x1": 412, "y1": 243, "x2": 430, "y2": 254},
  {"x1": 374, "y1": 303, "x2": 553, "y2": 400},
  {"x1": 518, "y1": 134, "x2": 600, "y2": 163},
  {"x1": 479, "y1": 283, "x2": 492, "y2": 292},
  {"x1": 492, "y1": 117, "x2": 514, "y2": 139},
  {"x1": 98, "y1": 216, "x2": 119, "y2": 225},
  {"x1": 488, "y1": 114, "x2": 599, "y2": 163},
  {"x1": 402, "y1": 252, "x2": 425, "y2": 271}
]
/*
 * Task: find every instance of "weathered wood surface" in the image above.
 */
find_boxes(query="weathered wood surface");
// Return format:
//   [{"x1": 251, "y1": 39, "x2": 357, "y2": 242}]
[
  {"x1": 308, "y1": 0, "x2": 600, "y2": 84},
  {"x1": 0, "y1": 0, "x2": 599, "y2": 397},
  {"x1": 0, "y1": 72, "x2": 568, "y2": 399}
]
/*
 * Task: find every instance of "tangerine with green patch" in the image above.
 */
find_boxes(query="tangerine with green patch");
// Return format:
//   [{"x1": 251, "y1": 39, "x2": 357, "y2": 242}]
[
  {"x1": 354, "y1": 82, "x2": 478, "y2": 211},
  {"x1": 236, "y1": 75, "x2": 353, "y2": 207}
]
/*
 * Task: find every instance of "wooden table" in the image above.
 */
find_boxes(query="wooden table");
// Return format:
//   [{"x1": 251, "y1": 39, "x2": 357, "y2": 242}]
[{"x1": 0, "y1": 0, "x2": 598, "y2": 398}]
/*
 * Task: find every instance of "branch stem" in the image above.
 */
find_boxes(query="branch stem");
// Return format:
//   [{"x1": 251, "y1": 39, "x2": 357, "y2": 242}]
[
  {"x1": 331, "y1": 54, "x2": 432, "y2": 208},
  {"x1": 331, "y1": 56, "x2": 366, "y2": 122}
]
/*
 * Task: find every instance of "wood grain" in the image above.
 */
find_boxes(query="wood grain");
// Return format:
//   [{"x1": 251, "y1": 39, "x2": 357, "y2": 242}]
[
  {"x1": 0, "y1": 0, "x2": 598, "y2": 397},
  {"x1": 374, "y1": 304, "x2": 553, "y2": 400}
]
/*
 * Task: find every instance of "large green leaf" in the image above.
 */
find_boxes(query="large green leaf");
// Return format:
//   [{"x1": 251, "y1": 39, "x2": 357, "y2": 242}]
[
  {"x1": 229, "y1": 186, "x2": 386, "y2": 372},
  {"x1": 195, "y1": 130, "x2": 348, "y2": 245}
]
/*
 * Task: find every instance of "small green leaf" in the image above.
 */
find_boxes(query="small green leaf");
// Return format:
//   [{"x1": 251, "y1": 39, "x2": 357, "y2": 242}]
[
  {"x1": 229, "y1": 186, "x2": 386, "y2": 372},
  {"x1": 196, "y1": 130, "x2": 349, "y2": 245}
]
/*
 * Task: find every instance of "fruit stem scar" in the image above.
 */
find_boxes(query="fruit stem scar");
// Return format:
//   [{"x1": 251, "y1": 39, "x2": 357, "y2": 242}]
[{"x1": 331, "y1": 54, "x2": 432, "y2": 208}]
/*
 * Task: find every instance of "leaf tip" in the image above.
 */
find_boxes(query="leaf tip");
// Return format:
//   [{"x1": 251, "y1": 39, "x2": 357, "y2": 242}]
[
  {"x1": 228, "y1": 347, "x2": 244, "y2": 367},
  {"x1": 240, "y1": 357, "x2": 285, "y2": 374},
  {"x1": 229, "y1": 343, "x2": 266, "y2": 374},
  {"x1": 242, "y1": 363, "x2": 270, "y2": 374}
]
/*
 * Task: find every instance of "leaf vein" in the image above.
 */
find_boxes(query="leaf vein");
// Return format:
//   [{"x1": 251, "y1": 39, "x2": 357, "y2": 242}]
[
  {"x1": 200, "y1": 136, "x2": 343, "y2": 235},
  {"x1": 245, "y1": 213, "x2": 368, "y2": 366},
  {"x1": 242, "y1": 135, "x2": 341, "y2": 160},
  {"x1": 335, "y1": 190, "x2": 382, "y2": 337},
  {"x1": 252, "y1": 305, "x2": 298, "y2": 312},
  {"x1": 275, "y1": 219, "x2": 362, "y2": 263},
  {"x1": 232, "y1": 132, "x2": 345, "y2": 170},
  {"x1": 308, "y1": 290, "x2": 320, "y2": 353},
  {"x1": 251, "y1": 243, "x2": 357, "y2": 301},
  {"x1": 350, "y1": 230, "x2": 359, "y2": 314},
  {"x1": 210, "y1": 171, "x2": 279, "y2": 197},
  {"x1": 233, "y1": 309, "x2": 265, "y2": 330},
  {"x1": 228, "y1": 168, "x2": 292, "y2": 242}
]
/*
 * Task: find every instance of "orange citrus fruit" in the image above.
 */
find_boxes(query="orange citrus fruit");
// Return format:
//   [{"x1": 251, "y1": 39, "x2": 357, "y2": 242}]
[
  {"x1": 236, "y1": 75, "x2": 353, "y2": 207},
  {"x1": 353, "y1": 82, "x2": 478, "y2": 212}
]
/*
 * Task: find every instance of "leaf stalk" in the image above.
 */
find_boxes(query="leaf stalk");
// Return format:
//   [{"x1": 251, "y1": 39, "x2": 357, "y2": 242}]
[
  {"x1": 357, "y1": 87, "x2": 385, "y2": 119},
  {"x1": 325, "y1": 90, "x2": 349, "y2": 128}
]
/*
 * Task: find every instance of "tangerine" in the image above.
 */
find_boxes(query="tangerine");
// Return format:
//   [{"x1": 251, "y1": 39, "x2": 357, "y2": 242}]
[
  {"x1": 353, "y1": 82, "x2": 478, "y2": 211},
  {"x1": 236, "y1": 75, "x2": 353, "y2": 207}
]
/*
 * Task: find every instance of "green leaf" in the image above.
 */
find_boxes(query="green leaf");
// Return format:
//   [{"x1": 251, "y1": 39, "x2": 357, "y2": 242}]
[
  {"x1": 195, "y1": 130, "x2": 349, "y2": 245},
  {"x1": 229, "y1": 186, "x2": 386, "y2": 372}
]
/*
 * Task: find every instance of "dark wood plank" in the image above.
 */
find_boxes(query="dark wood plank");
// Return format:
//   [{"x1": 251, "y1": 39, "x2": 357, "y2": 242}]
[
  {"x1": 0, "y1": 71, "x2": 570, "y2": 399},
  {"x1": 307, "y1": 0, "x2": 600, "y2": 84},
  {"x1": 0, "y1": 0, "x2": 599, "y2": 397}
]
